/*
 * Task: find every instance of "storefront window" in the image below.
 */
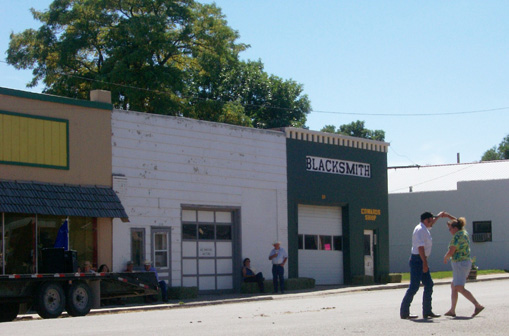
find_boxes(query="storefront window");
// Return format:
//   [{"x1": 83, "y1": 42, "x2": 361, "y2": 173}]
[
  {"x1": 37, "y1": 216, "x2": 94, "y2": 271},
  {"x1": 4, "y1": 214, "x2": 36, "y2": 274},
  {"x1": 2, "y1": 214, "x2": 94, "y2": 274}
]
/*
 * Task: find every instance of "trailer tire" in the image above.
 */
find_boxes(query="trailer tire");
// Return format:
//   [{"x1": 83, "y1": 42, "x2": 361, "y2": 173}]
[
  {"x1": 66, "y1": 281, "x2": 92, "y2": 317},
  {"x1": 0, "y1": 303, "x2": 19, "y2": 322},
  {"x1": 35, "y1": 282, "x2": 66, "y2": 319}
]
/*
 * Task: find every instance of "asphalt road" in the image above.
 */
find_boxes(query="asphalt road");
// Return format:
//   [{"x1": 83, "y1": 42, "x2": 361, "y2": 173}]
[{"x1": 2, "y1": 278, "x2": 507, "y2": 335}]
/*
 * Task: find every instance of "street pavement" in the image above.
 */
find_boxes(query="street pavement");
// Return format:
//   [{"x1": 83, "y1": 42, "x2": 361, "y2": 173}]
[{"x1": 16, "y1": 272, "x2": 509, "y2": 321}]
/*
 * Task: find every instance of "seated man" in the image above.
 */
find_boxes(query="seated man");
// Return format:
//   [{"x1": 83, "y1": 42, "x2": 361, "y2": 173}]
[
  {"x1": 124, "y1": 260, "x2": 134, "y2": 272},
  {"x1": 143, "y1": 260, "x2": 168, "y2": 303}
]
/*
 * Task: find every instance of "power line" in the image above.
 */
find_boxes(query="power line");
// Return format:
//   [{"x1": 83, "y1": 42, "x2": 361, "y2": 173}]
[
  {"x1": 2, "y1": 60, "x2": 509, "y2": 117},
  {"x1": 311, "y1": 107, "x2": 509, "y2": 116}
]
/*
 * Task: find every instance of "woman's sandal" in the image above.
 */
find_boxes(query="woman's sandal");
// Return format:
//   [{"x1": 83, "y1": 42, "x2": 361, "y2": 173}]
[
  {"x1": 444, "y1": 311, "x2": 456, "y2": 317},
  {"x1": 472, "y1": 306, "x2": 485, "y2": 317}
]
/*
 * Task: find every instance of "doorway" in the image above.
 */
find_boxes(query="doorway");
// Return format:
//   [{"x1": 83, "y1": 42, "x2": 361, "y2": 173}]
[
  {"x1": 363, "y1": 230, "x2": 374, "y2": 277},
  {"x1": 151, "y1": 228, "x2": 171, "y2": 285}
]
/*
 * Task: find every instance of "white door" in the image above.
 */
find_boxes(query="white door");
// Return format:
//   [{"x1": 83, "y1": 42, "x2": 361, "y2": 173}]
[
  {"x1": 298, "y1": 204, "x2": 343, "y2": 285},
  {"x1": 152, "y1": 228, "x2": 171, "y2": 284},
  {"x1": 364, "y1": 230, "x2": 374, "y2": 277}
]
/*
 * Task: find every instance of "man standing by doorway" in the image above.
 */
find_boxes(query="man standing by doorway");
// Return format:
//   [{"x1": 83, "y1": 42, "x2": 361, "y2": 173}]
[
  {"x1": 269, "y1": 241, "x2": 288, "y2": 294},
  {"x1": 400, "y1": 211, "x2": 445, "y2": 319}
]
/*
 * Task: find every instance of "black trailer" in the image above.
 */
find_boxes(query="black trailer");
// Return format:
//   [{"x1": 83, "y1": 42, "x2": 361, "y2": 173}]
[{"x1": 0, "y1": 271, "x2": 158, "y2": 322}]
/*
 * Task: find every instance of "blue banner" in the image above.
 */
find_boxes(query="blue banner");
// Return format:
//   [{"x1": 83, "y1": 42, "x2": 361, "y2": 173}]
[{"x1": 54, "y1": 219, "x2": 69, "y2": 250}]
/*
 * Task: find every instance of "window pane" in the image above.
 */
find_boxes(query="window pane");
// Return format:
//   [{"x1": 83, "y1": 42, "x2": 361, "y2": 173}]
[
  {"x1": 304, "y1": 235, "x2": 318, "y2": 250},
  {"x1": 364, "y1": 235, "x2": 371, "y2": 256},
  {"x1": 4, "y1": 214, "x2": 36, "y2": 274},
  {"x1": 67, "y1": 217, "x2": 94, "y2": 267},
  {"x1": 198, "y1": 211, "x2": 214, "y2": 222},
  {"x1": 216, "y1": 225, "x2": 232, "y2": 240},
  {"x1": 182, "y1": 210, "x2": 196, "y2": 222},
  {"x1": 182, "y1": 224, "x2": 197, "y2": 240},
  {"x1": 320, "y1": 236, "x2": 332, "y2": 250},
  {"x1": 215, "y1": 212, "x2": 232, "y2": 223},
  {"x1": 198, "y1": 225, "x2": 214, "y2": 240},
  {"x1": 473, "y1": 221, "x2": 491, "y2": 233},
  {"x1": 155, "y1": 251, "x2": 168, "y2": 268},
  {"x1": 298, "y1": 234, "x2": 303, "y2": 249},
  {"x1": 333, "y1": 236, "x2": 342, "y2": 251},
  {"x1": 154, "y1": 233, "x2": 167, "y2": 250},
  {"x1": 131, "y1": 229, "x2": 144, "y2": 267}
]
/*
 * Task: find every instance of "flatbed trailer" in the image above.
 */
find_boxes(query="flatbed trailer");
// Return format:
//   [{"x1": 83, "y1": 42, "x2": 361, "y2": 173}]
[{"x1": 0, "y1": 271, "x2": 158, "y2": 322}]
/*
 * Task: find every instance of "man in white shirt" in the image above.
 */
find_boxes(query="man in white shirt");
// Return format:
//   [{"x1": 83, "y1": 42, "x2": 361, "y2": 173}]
[
  {"x1": 268, "y1": 241, "x2": 288, "y2": 294},
  {"x1": 400, "y1": 211, "x2": 445, "y2": 319}
]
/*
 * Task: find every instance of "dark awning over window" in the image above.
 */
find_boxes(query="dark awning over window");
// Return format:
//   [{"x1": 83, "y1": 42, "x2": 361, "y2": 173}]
[{"x1": 0, "y1": 180, "x2": 129, "y2": 222}]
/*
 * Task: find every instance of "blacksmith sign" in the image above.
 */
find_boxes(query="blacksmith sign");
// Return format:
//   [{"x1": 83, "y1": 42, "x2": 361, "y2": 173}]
[{"x1": 306, "y1": 156, "x2": 371, "y2": 178}]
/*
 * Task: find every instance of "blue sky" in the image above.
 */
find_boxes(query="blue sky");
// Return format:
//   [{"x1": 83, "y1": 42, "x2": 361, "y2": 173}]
[{"x1": 1, "y1": 1, "x2": 508, "y2": 167}]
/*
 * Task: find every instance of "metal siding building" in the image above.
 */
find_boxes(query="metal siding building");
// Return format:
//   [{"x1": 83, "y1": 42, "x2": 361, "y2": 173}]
[{"x1": 388, "y1": 161, "x2": 509, "y2": 273}]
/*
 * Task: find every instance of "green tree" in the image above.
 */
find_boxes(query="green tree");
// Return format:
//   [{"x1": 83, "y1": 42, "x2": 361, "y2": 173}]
[
  {"x1": 481, "y1": 134, "x2": 509, "y2": 161},
  {"x1": 321, "y1": 120, "x2": 385, "y2": 141},
  {"x1": 189, "y1": 59, "x2": 310, "y2": 128},
  {"x1": 6, "y1": 0, "x2": 310, "y2": 128}
]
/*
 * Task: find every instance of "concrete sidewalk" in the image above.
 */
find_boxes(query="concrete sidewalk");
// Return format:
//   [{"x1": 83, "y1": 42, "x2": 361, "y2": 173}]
[{"x1": 17, "y1": 272, "x2": 509, "y2": 321}]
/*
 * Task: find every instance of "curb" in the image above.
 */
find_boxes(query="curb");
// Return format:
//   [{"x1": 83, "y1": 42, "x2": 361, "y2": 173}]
[{"x1": 16, "y1": 273, "x2": 509, "y2": 320}]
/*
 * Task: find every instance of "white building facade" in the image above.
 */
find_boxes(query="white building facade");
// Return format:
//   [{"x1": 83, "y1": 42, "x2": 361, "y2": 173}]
[
  {"x1": 111, "y1": 110, "x2": 288, "y2": 292},
  {"x1": 389, "y1": 161, "x2": 509, "y2": 273}
]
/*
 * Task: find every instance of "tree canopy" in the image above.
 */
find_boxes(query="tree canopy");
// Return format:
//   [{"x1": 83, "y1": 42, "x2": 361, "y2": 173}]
[
  {"x1": 7, "y1": 0, "x2": 310, "y2": 128},
  {"x1": 320, "y1": 121, "x2": 385, "y2": 141},
  {"x1": 481, "y1": 134, "x2": 509, "y2": 161}
]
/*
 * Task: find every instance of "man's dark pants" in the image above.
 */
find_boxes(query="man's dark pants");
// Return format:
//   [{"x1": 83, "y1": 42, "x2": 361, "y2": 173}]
[
  {"x1": 272, "y1": 265, "x2": 285, "y2": 293},
  {"x1": 400, "y1": 254, "x2": 434, "y2": 317}
]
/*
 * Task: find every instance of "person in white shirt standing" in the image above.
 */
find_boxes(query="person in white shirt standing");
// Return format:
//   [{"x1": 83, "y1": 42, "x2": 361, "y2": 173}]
[
  {"x1": 400, "y1": 211, "x2": 445, "y2": 319},
  {"x1": 268, "y1": 241, "x2": 288, "y2": 294}
]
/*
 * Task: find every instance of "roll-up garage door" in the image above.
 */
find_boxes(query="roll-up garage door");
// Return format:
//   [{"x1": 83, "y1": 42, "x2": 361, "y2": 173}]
[
  {"x1": 181, "y1": 209, "x2": 235, "y2": 292},
  {"x1": 298, "y1": 204, "x2": 343, "y2": 285}
]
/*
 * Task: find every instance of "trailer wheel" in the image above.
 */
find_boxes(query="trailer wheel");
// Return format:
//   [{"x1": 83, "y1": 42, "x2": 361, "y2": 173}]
[
  {"x1": 66, "y1": 281, "x2": 92, "y2": 317},
  {"x1": 0, "y1": 303, "x2": 19, "y2": 322},
  {"x1": 35, "y1": 282, "x2": 66, "y2": 319}
]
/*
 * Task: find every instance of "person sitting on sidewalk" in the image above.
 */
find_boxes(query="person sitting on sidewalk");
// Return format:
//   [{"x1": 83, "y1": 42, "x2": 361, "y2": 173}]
[
  {"x1": 242, "y1": 258, "x2": 265, "y2": 293},
  {"x1": 143, "y1": 260, "x2": 168, "y2": 303}
]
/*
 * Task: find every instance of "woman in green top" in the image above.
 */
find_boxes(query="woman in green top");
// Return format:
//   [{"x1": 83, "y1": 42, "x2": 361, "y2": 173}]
[{"x1": 443, "y1": 213, "x2": 484, "y2": 318}]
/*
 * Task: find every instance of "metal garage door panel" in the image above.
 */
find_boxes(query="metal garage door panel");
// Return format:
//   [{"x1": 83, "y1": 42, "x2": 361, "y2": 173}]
[
  {"x1": 298, "y1": 204, "x2": 343, "y2": 285},
  {"x1": 298, "y1": 204, "x2": 342, "y2": 235}
]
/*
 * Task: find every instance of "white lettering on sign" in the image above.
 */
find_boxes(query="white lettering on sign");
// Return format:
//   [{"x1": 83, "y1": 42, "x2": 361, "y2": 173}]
[{"x1": 306, "y1": 156, "x2": 371, "y2": 178}]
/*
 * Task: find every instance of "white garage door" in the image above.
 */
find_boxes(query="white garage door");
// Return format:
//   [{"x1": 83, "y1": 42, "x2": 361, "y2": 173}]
[
  {"x1": 181, "y1": 209, "x2": 234, "y2": 292},
  {"x1": 298, "y1": 204, "x2": 343, "y2": 285}
]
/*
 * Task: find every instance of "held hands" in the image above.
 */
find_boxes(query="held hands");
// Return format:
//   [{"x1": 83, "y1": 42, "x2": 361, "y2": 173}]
[{"x1": 438, "y1": 211, "x2": 456, "y2": 220}]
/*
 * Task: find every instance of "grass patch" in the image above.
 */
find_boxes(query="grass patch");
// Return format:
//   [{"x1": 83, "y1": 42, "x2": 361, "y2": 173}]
[{"x1": 400, "y1": 269, "x2": 505, "y2": 282}]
